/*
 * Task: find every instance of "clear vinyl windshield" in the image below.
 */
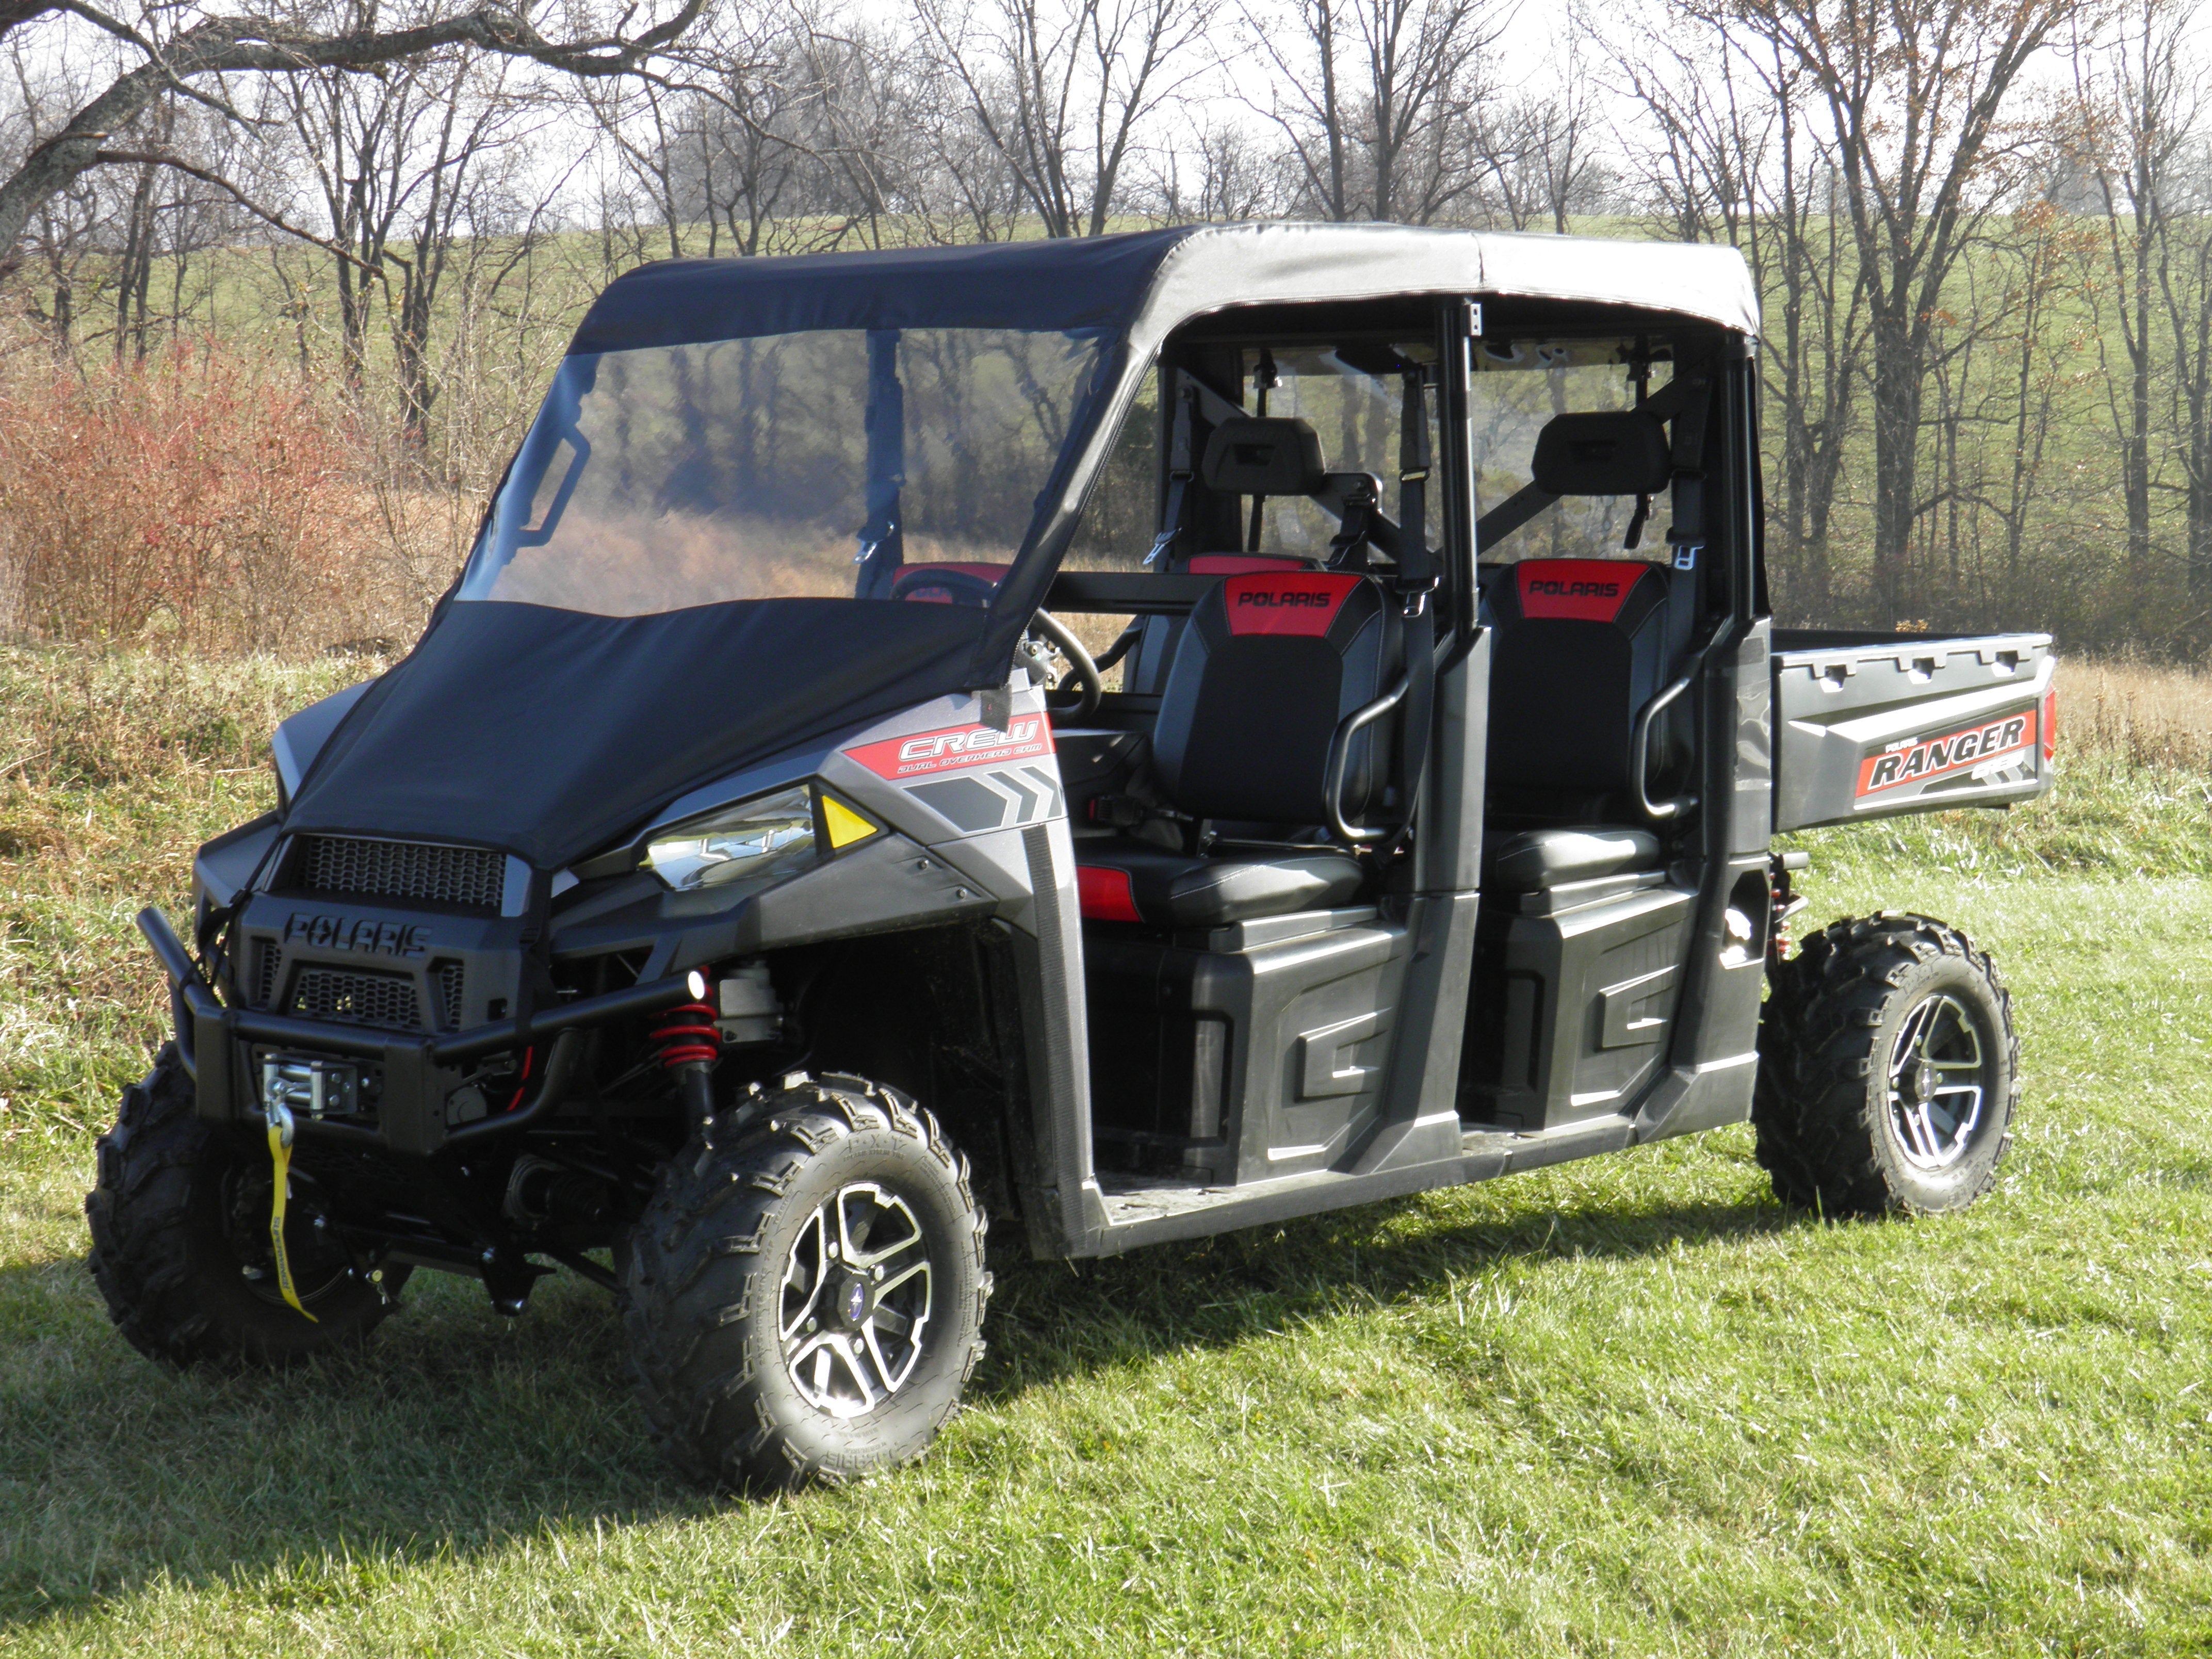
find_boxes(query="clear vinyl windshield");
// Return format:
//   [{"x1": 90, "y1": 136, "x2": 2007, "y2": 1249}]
[{"x1": 458, "y1": 327, "x2": 1113, "y2": 616}]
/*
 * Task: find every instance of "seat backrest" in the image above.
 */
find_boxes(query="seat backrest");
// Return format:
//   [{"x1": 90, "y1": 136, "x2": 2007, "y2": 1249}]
[
  {"x1": 1485, "y1": 558, "x2": 1692, "y2": 801},
  {"x1": 1153, "y1": 571, "x2": 1397, "y2": 826}
]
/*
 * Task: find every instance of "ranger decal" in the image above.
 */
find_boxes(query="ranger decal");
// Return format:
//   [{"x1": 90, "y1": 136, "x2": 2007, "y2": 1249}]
[{"x1": 1856, "y1": 711, "x2": 2038, "y2": 798}]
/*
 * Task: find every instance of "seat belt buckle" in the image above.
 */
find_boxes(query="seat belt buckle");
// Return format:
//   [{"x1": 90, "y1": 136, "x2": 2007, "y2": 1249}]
[{"x1": 1396, "y1": 576, "x2": 1439, "y2": 619}]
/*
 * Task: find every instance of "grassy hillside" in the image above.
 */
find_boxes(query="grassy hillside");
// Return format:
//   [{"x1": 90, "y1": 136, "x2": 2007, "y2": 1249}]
[{"x1": 2, "y1": 648, "x2": 2209, "y2": 1655}]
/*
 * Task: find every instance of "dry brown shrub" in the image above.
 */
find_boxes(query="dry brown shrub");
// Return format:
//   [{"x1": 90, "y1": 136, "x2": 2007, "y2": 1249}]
[
  {"x1": 0, "y1": 347, "x2": 434, "y2": 653},
  {"x1": 2061, "y1": 657, "x2": 2212, "y2": 773}
]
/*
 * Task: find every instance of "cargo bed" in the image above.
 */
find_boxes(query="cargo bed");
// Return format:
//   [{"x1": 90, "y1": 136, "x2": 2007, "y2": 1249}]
[{"x1": 1771, "y1": 629, "x2": 2056, "y2": 833}]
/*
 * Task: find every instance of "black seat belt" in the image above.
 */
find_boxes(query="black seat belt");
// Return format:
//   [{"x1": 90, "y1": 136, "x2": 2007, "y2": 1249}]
[{"x1": 1146, "y1": 379, "x2": 1198, "y2": 568}]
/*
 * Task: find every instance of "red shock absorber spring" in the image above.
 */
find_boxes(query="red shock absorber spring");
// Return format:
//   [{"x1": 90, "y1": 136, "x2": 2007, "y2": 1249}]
[{"x1": 652, "y1": 1001, "x2": 721, "y2": 1070}]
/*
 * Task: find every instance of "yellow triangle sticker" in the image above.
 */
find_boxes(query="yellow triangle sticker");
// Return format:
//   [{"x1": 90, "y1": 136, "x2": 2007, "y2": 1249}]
[{"x1": 821, "y1": 794, "x2": 879, "y2": 850}]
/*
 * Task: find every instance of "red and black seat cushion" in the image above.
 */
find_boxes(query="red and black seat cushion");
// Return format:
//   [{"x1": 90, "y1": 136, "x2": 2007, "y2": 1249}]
[
  {"x1": 1076, "y1": 847, "x2": 1365, "y2": 929},
  {"x1": 1075, "y1": 570, "x2": 1394, "y2": 928},
  {"x1": 1155, "y1": 571, "x2": 1396, "y2": 824},
  {"x1": 1485, "y1": 558, "x2": 1686, "y2": 800}
]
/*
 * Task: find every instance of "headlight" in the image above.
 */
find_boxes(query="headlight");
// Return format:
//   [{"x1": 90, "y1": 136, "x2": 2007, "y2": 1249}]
[{"x1": 644, "y1": 786, "x2": 818, "y2": 891}]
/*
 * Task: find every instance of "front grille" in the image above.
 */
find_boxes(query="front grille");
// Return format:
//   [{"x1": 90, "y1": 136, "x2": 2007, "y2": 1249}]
[
  {"x1": 298, "y1": 835, "x2": 505, "y2": 913},
  {"x1": 289, "y1": 966, "x2": 422, "y2": 1030},
  {"x1": 254, "y1": 941, "x2": 282, "y2": 1009},
  {"x1": 431, "y1": 959, "x2": 464, "y2": 1028}
]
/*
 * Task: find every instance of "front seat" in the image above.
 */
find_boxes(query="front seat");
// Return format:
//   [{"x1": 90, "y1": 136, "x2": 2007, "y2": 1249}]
[{"x1": 1075, "y1": 567, "x2": 1401, "y2": 929}]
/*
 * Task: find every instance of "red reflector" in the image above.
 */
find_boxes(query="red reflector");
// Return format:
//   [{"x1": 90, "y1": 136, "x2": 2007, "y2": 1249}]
[
  {"x1": 1222, "y1": 572, "x2": 1360, "y2": 637},
  {"x1": 2042, "y1": 684, "x2": 2057, "y2": 760},
  {"x1": 1515, "y1": 558, "x2": 1645, "y2": 624},
  {"x1": 1076, "y1": 865, "x2": 1142, "y2": 923}
]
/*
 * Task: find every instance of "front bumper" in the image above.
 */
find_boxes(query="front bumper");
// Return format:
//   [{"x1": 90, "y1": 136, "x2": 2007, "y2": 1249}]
[{"x1": 141, "y1": 908, "x2": 700, "y2": 1156}]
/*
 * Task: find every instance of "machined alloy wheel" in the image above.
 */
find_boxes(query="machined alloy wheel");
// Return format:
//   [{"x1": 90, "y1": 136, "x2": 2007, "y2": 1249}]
[
  {"x1": 622, "y1": 1073, "x2": 991, "y2": 1490},
  {"x1": 1754, "y1": 913, "x2": 2019, "y2": 1216},
  {"x1": 1885, "y1": 993, "x2": 1989, "y2": 1170},
  {"x1": 780, "y1": 1181, "x2": 935, "y2": 1418}
]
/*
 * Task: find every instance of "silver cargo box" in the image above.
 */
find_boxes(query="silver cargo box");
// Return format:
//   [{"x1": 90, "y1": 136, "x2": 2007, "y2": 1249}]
[{"x1": 1772, "y1": 630, "x2": 2057, "y2": 834}]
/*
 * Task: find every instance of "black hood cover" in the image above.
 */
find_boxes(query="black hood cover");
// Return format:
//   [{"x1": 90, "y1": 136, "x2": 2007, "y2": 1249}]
[{"x1": 282, "y1": 599, "x2": 987, "y2": 870}]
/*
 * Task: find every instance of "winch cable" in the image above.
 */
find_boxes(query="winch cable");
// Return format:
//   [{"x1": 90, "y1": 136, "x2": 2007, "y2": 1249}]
[{"x1": 264, "y1": 1101, "x2": 318, "y2": 1323}]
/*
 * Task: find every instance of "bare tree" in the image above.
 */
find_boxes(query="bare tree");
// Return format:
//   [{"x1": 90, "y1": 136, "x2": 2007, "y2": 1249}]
[
  {"x1": 2067, "y1": 0, "x2": 2200, "y2": 586},
  {"x1": 1147, "y1": 120, "x2": 1289, "y2": 220},
  {"x1": 916, "y1": 0, "x2": 1220, "y2": 237},
  {"x1": 1609, "y1": 10, "x2": 1867, "y2": 617},
  {"x1": 0, "y1": 0, "x2": 705, "y2": 279},
  {"x1": 1697, "y1": 0, "x2": 2074, "y2": 623},
  {"x1": 1244, "y1": 0, "x2": 1502, "y2": 224},
  {"x1": 1473, "y1": 28, "x2": 1609, "y2": 234}
]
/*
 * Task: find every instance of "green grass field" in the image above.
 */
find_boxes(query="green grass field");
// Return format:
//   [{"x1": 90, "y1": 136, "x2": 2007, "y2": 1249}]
[{"x1": 3, "y1": 648, "x2": 2209, "y2": 1656}]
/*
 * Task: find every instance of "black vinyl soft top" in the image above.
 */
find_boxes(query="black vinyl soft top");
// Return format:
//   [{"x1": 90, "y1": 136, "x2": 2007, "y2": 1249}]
[
  {"x1": 567, "y1": 229, "x2": 1203, "y2": 354},
  {"x1": 564, "y1": 223, "x2": 1761, "y2": 359}
]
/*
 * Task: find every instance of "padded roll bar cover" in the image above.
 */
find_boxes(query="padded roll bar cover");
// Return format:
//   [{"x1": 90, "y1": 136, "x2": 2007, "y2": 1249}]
[
  {"x1": 1532, "y1": 411, "x2": 1671, "y2": 497},
  {"x1": 1201, "y1": 416, "x2": 1327, "y2": 497}
]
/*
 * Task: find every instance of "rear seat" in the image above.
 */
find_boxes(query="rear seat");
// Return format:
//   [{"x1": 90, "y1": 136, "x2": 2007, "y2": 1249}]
[{"x1": 1481, "y1": 555, "x2": 1697, "y2": 889}]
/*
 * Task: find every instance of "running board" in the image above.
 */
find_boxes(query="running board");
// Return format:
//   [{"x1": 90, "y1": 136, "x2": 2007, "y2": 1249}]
[{"x1": 1084, "y1": 1115, "x2": 1637, "y2": 1255}]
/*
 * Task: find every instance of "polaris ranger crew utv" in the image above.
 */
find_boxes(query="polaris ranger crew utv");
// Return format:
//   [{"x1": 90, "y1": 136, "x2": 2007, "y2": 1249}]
[{"x1": 93, "y1": 224, "x2": 2057, "y2": 1489}]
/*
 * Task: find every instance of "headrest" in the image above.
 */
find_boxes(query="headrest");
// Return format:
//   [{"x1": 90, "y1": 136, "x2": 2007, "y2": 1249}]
[
  {"x1": 1202, "y1": 417, "x2": 1326, "y2": 497},
  {"x1": 1532, "y1": 411, "x2": 1671, "y2": 496}
]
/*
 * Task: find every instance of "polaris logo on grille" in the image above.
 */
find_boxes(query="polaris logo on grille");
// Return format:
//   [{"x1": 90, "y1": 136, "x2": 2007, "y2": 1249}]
[{"x1": 284, "y1": 913, "x2": 429, "y2": 957}]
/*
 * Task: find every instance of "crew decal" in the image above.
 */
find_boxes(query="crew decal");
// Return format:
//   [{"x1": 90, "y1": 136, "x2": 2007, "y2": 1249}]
[
  {"x1": 1515, "y1": 558, "x2": 1644, "y2": 624},
  {"x1": 1856, "y1": 710, "x2": 2037, "y2": 798},
  {"x1": 1222, "y1": 572, "x2": 1360, "y2": 637},
  {"x1": 844, "y1": 716, "x2": 1055, "y2": 780}
]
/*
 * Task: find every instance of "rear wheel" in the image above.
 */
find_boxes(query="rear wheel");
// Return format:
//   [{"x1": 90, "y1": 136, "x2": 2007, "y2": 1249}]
[
  {"x1": 1754, "y1": 914, "x2": 2019, "y2": 1217},
  {"x1": 621, "y1": 1074, "x2": 990, "y2": 1490},
  {"x1": 86, "y1": 1044, "x2": 404, "y2": 1365}
]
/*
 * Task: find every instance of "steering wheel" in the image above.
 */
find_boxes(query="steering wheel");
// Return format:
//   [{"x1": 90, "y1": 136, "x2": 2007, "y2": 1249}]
[{"x1": 1028, "y1": 609, "x2": 1103, "y2": 723}]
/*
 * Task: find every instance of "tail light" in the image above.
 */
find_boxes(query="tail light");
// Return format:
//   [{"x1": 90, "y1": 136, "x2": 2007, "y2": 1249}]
[{"x1": 2042, "y1": 684, "x2": 2058, "y2": 761}]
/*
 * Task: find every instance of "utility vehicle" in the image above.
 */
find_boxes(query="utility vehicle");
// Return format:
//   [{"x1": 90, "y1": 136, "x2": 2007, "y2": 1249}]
[{"x1": 92, "y1": 224, "x2": 2058, "y2": 1488}]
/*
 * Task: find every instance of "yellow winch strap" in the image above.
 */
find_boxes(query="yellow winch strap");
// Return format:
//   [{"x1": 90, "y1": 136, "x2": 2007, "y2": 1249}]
[{"x1": 265, "y1": 1108, "x2": 319, "y2": 1324}]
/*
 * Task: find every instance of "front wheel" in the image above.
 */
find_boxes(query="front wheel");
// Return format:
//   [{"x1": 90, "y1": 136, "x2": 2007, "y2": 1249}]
[
  {"x1": 1753, "y1": 913, "x2": 2019, "y2": 1217},
  {"x1": 621, "y1": 1074, "x2": 991, "y2": 1490},
  {"x1": 86, "y1": 1044, "x2": 404, "y2": 1365}
]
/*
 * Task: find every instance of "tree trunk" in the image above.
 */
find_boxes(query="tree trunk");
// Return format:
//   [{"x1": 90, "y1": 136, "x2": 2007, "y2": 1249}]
[{"x1": 1868, "y1": 306, "x2": 1921, "y2": 623}]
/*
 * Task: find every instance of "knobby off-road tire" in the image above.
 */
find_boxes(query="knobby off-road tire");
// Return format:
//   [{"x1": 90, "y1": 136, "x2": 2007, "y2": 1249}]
[
  {"x1": 85, "y1": 1044, "x2": 403, "y2": 1366},
  {"x1": 1754, "y1": 913, "x2": 2019, "y2": 1217},
  {"x1": 621, "y1": 1074, "x2": 991, "y2": 1491}
]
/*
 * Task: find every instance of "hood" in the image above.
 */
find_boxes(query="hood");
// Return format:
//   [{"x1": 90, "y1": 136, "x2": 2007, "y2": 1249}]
[{"x1": 281, "y1": 599, "x2": 989, "y2": 870}]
